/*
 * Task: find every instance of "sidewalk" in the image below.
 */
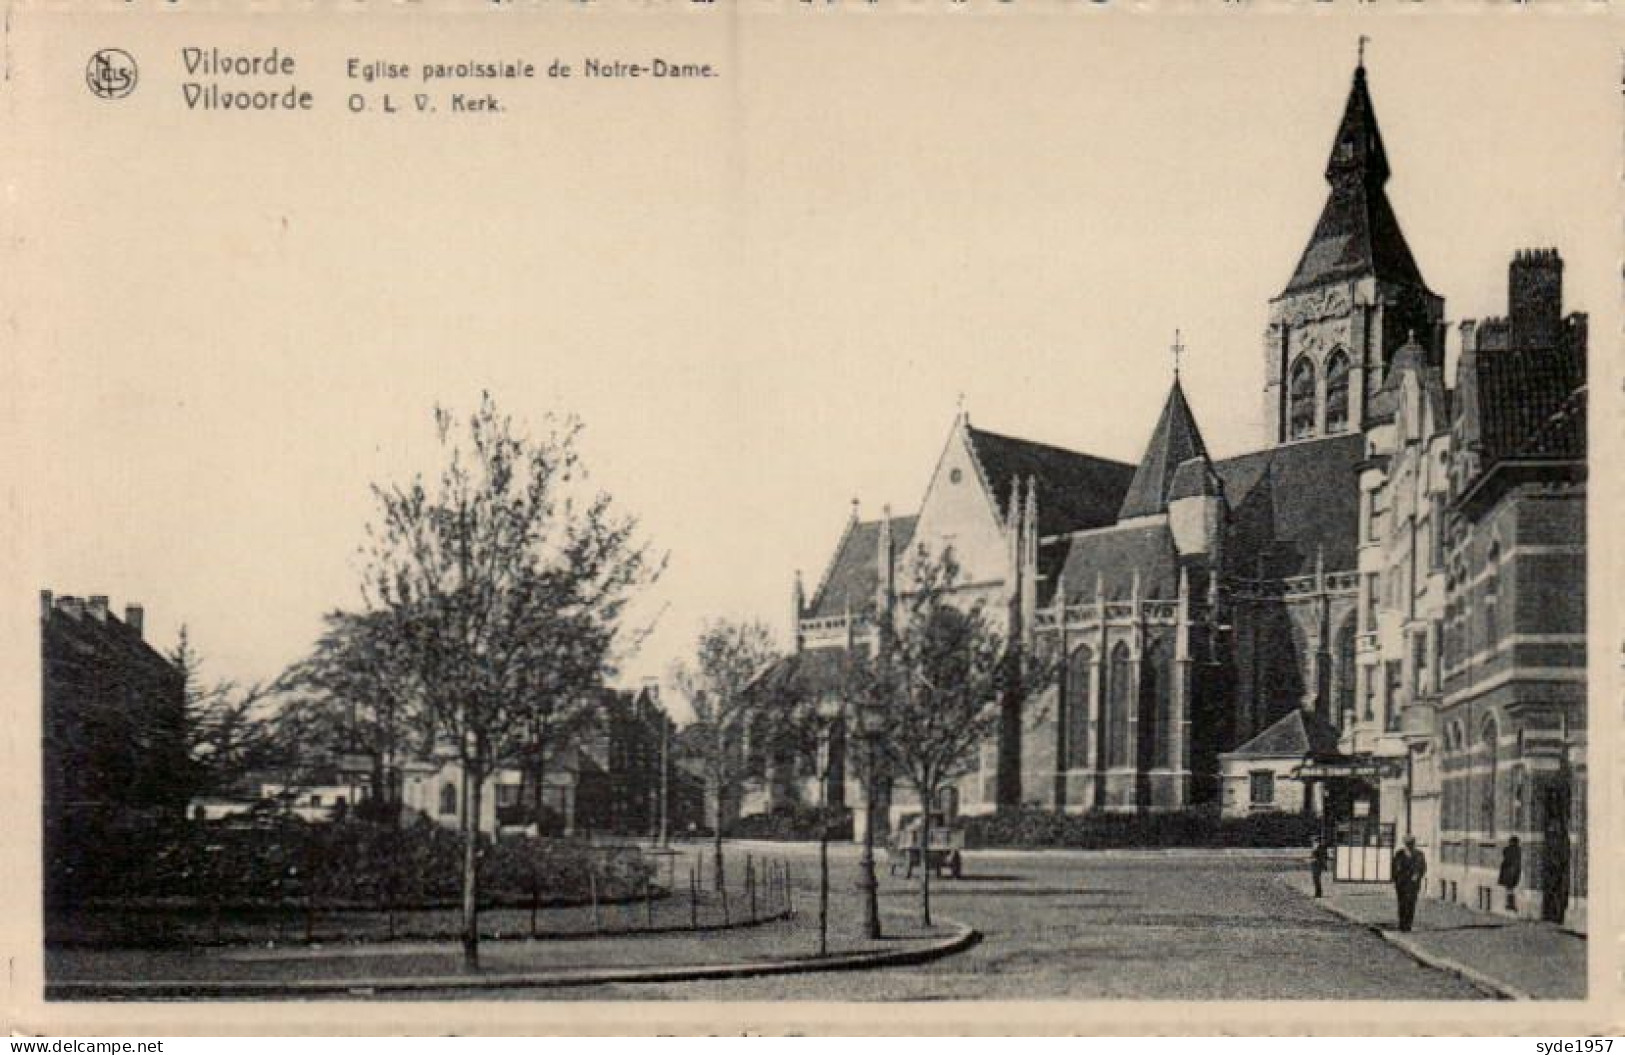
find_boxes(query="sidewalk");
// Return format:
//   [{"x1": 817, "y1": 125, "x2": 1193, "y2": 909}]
[{"x1": 1281, "y1": 872, "x2": 1585, "y2": 1000}]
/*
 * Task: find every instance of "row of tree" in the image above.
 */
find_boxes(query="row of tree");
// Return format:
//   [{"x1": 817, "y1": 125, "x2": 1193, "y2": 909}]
[{"x1": 676, "y1": 551, "x2": 1031, "y2": 929}]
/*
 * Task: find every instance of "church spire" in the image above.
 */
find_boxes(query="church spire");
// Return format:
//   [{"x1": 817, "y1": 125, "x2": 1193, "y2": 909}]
[
  {"x1": 1283, "y1": 57, "x2": 1426, "y2": 295},
  {"x1": 1117, "y1": 377, "x2": 1211, "y2": 521}
]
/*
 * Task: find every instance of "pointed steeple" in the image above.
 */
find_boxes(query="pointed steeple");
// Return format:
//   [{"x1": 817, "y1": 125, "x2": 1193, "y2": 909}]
[
  {"x1": 1118, "y1": 378, "x2": 1211, "y2": 520},
  {"x1": 1284, "y1": 61, "x2": 1426, "y2": 295}
]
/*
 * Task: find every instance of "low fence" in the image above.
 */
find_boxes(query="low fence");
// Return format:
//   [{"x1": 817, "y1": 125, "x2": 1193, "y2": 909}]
[{"x1": 49, "y1": 838, "x2": 794, "y2": 949}]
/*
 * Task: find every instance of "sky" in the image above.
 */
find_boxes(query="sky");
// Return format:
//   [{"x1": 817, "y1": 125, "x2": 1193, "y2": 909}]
[{"x1": 16, "y1": 8, "x2": 1617, "y2": 722}]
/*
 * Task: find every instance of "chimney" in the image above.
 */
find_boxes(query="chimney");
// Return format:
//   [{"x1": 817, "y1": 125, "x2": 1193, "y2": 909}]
[
  {"x1": 87, "y1": 595, "x2": 109, "y2": 622},
  {"x1": 40, "y1": 590, "x2": 52, "y2": 620},
  {"x1": 1509, "y1": 247, "x2": 1563, "y2": 352},
  {"x1": 124, "y1": 604, "x2": 145, "y2": 638}
]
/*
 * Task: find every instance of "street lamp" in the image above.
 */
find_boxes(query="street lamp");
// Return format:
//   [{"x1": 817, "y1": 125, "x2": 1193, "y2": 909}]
[{"x1": 857, "y1": 699, "x2": 883, "y2": 940}]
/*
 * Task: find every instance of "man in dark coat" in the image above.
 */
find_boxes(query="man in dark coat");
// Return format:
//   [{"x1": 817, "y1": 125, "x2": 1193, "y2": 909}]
[
  {"x1": 1391, "y1": 835, "x2": 1426, "y2": 932},
  {"x1": 1499, "y1": 836, "x2": 1522, "y2": 912},
  {"x1": 1310, "y1": 837, "x2": 1330, "y2": 898}
]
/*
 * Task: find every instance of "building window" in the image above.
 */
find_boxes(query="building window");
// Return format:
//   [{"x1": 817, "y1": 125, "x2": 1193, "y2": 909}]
[
  {"x1": 1325, "y1": 350, "x2": 1351, "y2": 434},
  {"x1": 439, "y1": 783, "x2": 458, "y2": 817},
  {"x1": 1411, "y1": 633, "x2": 1428, "y2": 697},
  {"x1": 1362, "y1": 665, "x2": 1377, "y2": 723},
  {"x1": 1482, "y1": 716, "x2": 1499, "y2": 838},
  {"x1": 1384, "y1": 660, "x2": 1403, "y2": 732},
  {"x1": 1484, "y1": 543, "x2": 1501, "y2": 650},
  {"x1": 1066, "y1": 645, "x2": 1093, "y2": 769},
  {"x1": 1364, "y1": 573, "x2": 1380, "y2": 632},
  {"x1": 1249, "y1": 771, "x2": 1275, "y2": 806},
  {"x1": 1106, "y1": 642, "x2": 1133, "y2": 769},
  {"x1": 496, "y1": 784, "x2": 521, "y2": 809},
  {"x1": 1289, "y1": 356, "x2": 1318, "y2": 440}
]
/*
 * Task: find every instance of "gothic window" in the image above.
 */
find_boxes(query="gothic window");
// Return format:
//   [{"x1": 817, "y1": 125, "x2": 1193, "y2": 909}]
[
  {"x1": 1325, "y1": 350, "x2": 1351, "y2": 434},
  {"x1": 1142, "y1": 637, "x2": 1169, "y2": 769},
  {"x1": 1289, "y1": 355, "x2": 1318, "y2": 440},
  {"x1": 1065, "y1": 645, "x2": 1093, "y2": 769},
  {"x1": 439, "y1": 782, "x2": 458, "y2": 817},
  {"x1": 1106, "y1": 642, "x2": 1133, "y2": 769}
]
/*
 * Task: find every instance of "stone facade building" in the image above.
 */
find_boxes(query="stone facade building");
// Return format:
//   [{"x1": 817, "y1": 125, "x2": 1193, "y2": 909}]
[{"x1": 755, "y1": 59, "x2": 1587, "y2": 926}]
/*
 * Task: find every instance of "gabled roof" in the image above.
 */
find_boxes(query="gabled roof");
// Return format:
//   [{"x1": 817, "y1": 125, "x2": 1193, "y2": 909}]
[
  {"x1": 1284, "y1": 65, "x2": 1428, "y2": 295},
  {"x1": 1118, "y1": 380, "x2": 1213, "y2": 520},
  {"x1": 804, "y1": 515, "x2": 918, "y2": 620},
  {"x1": 1226, "y1": 709, "x2": 1343, "y2": 759},
  {"x1": 1214, "y1": 433, "x2": 1364, "y2": 578},
  {"x1": 965, "y1": 424, "x2": 1135, "y2": 538}
]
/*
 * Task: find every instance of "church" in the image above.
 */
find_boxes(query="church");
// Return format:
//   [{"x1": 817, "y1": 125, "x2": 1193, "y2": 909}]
[{"x1": 759, "y1": 56, "x2": 1586, "y2": 923}]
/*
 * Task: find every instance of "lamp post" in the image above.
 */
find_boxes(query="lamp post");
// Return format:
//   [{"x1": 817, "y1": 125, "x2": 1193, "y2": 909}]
[{"x1": 857, "y1": 700, "x2": 883, "y2": 940}]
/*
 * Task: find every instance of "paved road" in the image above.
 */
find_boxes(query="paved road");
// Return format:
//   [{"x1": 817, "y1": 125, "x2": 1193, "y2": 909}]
[{"x1": 471, "y1": 841, "x2": 1490, "y2": 1001}]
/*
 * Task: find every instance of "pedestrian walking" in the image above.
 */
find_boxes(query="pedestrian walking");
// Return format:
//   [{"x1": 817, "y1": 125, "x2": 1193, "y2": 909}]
[
  {"x1": 1310, "y1": 836, "x2": 1330, "y2": 898},
  {"x1": 1391, "y1": 835, "x2": 1427, "y2": 932},
  {"x1": 1499, "y1": 836, "x2": 1522, "y2": 913}
]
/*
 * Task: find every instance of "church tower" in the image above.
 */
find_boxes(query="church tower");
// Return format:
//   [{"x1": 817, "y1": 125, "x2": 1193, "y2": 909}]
[{"x1": 1263, "y1": 58, "x2": 1444, "y2": 445}]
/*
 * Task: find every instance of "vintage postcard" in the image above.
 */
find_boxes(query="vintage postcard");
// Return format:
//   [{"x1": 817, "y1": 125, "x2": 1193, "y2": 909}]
[{"x1": 4, "y1": 0, "x2": 1619, "y2": 1036}]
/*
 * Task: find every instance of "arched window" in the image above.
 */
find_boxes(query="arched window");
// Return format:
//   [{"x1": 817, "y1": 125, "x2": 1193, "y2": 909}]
[
  {"x1": 1065, "y1": 645, "x2": 1093, "y2": 769},
  {"x1": 439, "y1": 782, "x2": 458, "y2": 817},
  {"x1": 1481, "y1": 716, "x2": 1499, "y2": 838},
  {"x1": 1106, "y1": 642, "x2": 1134, "y2": 769},
  {"x1": 1289, "y1": 356, "x2": 1318, "y2": 440},
  {"x1": 1141, "y1": 637, "x2": 1168, "y2": 769},
  {"x1": 1484, "y1": 542, "x2": 1501, "y2": 650},
  {"x1": 1325, "y1": 350, "x2": 1351, "y2": 434}
]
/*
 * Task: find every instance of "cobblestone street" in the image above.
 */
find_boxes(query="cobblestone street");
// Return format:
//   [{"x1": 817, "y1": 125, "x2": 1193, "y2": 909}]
[{"x1": 471, "y1": 841, "x2": 1495, "y2": 1001}]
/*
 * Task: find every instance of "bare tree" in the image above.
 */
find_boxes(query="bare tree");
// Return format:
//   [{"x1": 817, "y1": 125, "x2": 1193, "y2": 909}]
[
  {"x1": 671, "y1": 619, "x2": 778, "y2": 892},
  {"x1": 848, "y1": 550, "x2": 1013, "y2": 927},
  {"x1": 360, "y1": 394, "x2": 659, "y2": 968}
]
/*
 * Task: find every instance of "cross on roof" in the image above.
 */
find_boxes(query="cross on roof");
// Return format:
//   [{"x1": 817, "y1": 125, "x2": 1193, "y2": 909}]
[
  {"x1": 1358, "y1": 35, "x2": 1370, "y2": 68},
  {"x1": 1171, "y1": 329, "x2": 1186, "y2": 379}
]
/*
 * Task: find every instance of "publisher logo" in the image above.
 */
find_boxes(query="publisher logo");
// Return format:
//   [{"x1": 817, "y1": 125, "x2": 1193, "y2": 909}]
[{"x1": 86, "y1": 49, "x2": 138, "y2": 100}]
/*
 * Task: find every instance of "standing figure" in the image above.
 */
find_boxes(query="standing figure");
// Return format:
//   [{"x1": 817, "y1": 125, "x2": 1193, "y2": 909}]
[
  {"x1": 1498, "y1": 836, "x2": 1522, "y2": 913},
  {"x1": 1391, "y1": 835, "x2": 1427, "y2": 932},
  {"x1": 1310, "y1": 837, "x2": 1330, "y2": 898}
]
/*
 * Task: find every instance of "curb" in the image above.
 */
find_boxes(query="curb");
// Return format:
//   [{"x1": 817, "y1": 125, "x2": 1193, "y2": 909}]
[
  {"x1": 47, "y1": 920, "x2": 980, "y2": 1000},
  {"x1": 1280, "y1": 879, "x2": 1526, "y2": 1001}
]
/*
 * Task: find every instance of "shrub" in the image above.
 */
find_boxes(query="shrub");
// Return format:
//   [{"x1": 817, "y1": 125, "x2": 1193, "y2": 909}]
[
  {"x1": 726, "y1": 804, "x2": 852, "y2": 842},
  {"x1": 960, "y1": 806, "x2": 1316, "y2": 850}
]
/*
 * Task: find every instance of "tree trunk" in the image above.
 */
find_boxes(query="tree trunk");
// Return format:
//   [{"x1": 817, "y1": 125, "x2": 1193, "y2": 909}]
[
  {"x1": 818, "y1": 831, "x2": 829, "y2": 955},
  {"x1": 919, "y1": 777, "x2": 933, "y2": 928},
  {"x1": 712, "y1": 778, "x2": 726, "y2": 892},
  {"x1": 461, "y1": 766, "x2": 481, "y2": 969}
]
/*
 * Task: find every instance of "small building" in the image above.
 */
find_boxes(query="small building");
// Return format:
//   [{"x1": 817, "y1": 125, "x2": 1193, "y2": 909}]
[{"x1": 1217, "y1": 709, "x2": 1342, "y2": 818}]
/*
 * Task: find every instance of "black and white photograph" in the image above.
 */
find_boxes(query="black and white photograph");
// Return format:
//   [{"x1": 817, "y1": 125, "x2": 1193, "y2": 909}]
[{"x1": 7, "y1": 3, "x2": 1616, "y2": 1034}]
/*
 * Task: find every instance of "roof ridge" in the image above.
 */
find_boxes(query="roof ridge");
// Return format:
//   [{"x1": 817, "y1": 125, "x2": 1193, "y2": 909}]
[{"x1": 966, "y1": 423, "x2": 1135, "y2": 471}]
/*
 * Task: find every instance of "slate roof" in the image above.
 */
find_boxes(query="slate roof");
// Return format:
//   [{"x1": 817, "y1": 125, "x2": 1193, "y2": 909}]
[
  {"x1": 1469, "y1": 347, "x2": 1586, "y2": 468},
  {"x1": 1214, "y1": 433, "x2": 1364, "y2": 578},
  {"x1": 1057, "y1": 521, "x2": 1181, "y2": 602},
  {"x1": 1118, "y1": 380, "x2": 1213, "y2": 519},
  {"x1": 805, "y1": 515, "x2": 918, "y2": 620},
  {"x1": 966, "y1": 425, "x2": 1135, "y2": 538},
  {"x1": 1284, "y1": 66, "x2": 1428, "y2": 295},
  {"x1": 1168, "y1": 456, "x2": 1223, "y2": 502},
  {"x1": 1225, "y1": 708, "x2": 1343, "y2": 759},
  {"x1": 748, "y1": 647, "x2": 853, "y2": 700},
  {"x1": 1517, "y1": 385, "x2": 1587, "y2": 460}
]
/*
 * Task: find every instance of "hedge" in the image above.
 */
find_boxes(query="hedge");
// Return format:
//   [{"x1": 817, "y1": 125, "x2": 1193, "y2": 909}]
[
  {"x1": 960, "y1": 806, "x2": 1317, "y2": 850},
  {"x1": 47, "y1": 810, "x2": 652, "y2": 911},
  {"x1": 725, "y1": 804, "x2": 853, "y2": 842}
]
